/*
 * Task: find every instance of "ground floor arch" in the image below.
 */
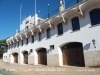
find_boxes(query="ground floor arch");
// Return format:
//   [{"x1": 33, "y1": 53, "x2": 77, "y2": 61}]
[
  {"x1": 61, "y1": 42, "x2": 85, "y2": 67},
  {"x1": 23, "y1": 51, "x2": 28, "y2": 64},
  {"x1": 37, "y1": 48, "x2": 47, "y2": 65},
  {"x1": 12, "y1": 53, "x2": 18, "y2": 63}
]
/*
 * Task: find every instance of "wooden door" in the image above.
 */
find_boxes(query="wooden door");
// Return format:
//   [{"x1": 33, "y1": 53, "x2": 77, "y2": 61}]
[
  {"x1": 62, "y1": 47, "x2": 85, "y2": 66},
  {"x1": 62, "y1": 49, "x2": 70, "y2": 65},
  {"x1": 14, "y1": 54, "x2": 18, "y2": 63},
  {"x1": 76, "y1": 47, "x2": 85, "y2": 66},
  {"x1": 24, "y1": 54, "x2": 28, "y2": 64},
  {"x1": 38, "y1": 49, "x2": 47, "y2": 65}
]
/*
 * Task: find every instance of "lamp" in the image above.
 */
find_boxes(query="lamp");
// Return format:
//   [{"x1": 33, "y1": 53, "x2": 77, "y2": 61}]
[
  {"x1": 38, "y1": 10, "x2": 40, "y2": 17},
  {"x1": 50, "y1": 45, "x2": 54, "y2": 53},
  {"x1": 29, "y1": 49, "x2": 33, "y2": 55},
  {"x1": 92, "y1": 39, "x2": 96, "y2": 48},
  {"x1": 47, "y1": 3, "x2": 50, "y2": 18}
]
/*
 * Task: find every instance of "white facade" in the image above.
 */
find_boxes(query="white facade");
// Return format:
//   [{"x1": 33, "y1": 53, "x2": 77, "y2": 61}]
[{"x1": 3, "y1": 0, "x2": 100, "y2": 67}]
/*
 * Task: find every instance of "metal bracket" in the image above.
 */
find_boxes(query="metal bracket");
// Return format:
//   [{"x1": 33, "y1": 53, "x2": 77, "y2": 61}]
[
  {"x1": 60, "y1": 14, "x2": 68, "y2": 25},
  {"x1": 16, "y1": 37, "x2": 18, "y2": 42},
  {"x1": 38, "y1": 26, "x2": 44, "y2": 33},
  {"x1": 31, "y1": 29, "x2": 36, "y2": 36},
  {"x1": 20, "y1": 35, "x2": 23, "y2": 40},
  {"x1": 77, "y1": 5, "x2": 85, "y2": 18},
  {"x1": 48, "y1": 20, "x2": 54, "y2": 29},
  {"x1": 24, "y1": 33, "x2": 28, "y2": 38},
  {"x1": 38, "y1": 26, "x2": 42, "y2": 32},
  {"x1": 12, "y1": 39, "x2": 15, "y2": 43},
  {"x1": 31, "y1": 29, "x2": 34, "y2": 35},
  {"x1": 9, "y1": 41, "x2": 12, "y2": 44},
  {"x1": 7, "y1": 42, "x2": 9, "y2": 45},
  {"x1": 33, "y1": 32, "x2": 36, "y2": 36}
]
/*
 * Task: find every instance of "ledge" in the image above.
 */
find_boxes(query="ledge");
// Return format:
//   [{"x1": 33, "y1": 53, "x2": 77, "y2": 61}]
[
  {"x1": 56, "y1": 34, "x2": 63, "y2": 37},
  {"x1": 70, "y1": 29, "x2": 80, "y2": 33},
  {"x1": 89, "y1": 24, "x2": 100, "y2": 28},
  {"x1": 37, "y1": 40, "x2": 42, "y2": 42},
  {"x1": 45, "y1": 37, "x2": 51, "y2": 40}
]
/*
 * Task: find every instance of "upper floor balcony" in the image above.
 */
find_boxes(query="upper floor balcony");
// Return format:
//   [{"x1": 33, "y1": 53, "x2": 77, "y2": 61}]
[{"x1": 6, "y1": 0, "x2": 100, "y2": 45}]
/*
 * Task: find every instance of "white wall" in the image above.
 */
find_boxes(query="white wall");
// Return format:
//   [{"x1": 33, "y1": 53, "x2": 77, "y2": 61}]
[
  {"x1": 7, "y1": 4, "x2": 100, "y2": 55},
  {"x1": 5, "y1": 1, "x2": 100, "y2": 66}
]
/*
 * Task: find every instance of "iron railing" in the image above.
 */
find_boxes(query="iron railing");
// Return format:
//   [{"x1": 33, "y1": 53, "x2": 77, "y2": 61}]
[{"x1": 10, "y1": 0, "x2": 88, "y2": 40}]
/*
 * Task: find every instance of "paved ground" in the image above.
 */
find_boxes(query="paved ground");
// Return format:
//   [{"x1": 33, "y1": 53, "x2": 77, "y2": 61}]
[{"x1": 0, "y1": 60, "x2": 100, "y2": 75}]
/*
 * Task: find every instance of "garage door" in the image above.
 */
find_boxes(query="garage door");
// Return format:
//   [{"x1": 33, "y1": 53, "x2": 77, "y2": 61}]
[
  {"x1": 62, "y1": 42, "x2": 85, "y2": 67},
  {"x1": 38, "y1": 48, "x2": 47, "y2": 65}
]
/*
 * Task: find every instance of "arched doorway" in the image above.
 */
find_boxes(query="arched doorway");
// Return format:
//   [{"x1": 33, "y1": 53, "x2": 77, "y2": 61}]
[
  {"x1": 23, "y1": 51, "x2": 28, "y2": 64},
  {"x1": 61, "y1": 42, "x2": 85, "y2": 67},
  {"x1": 13, "y1": 53, "x2": 18, "y2": 63},
  {"x1": 37, "y1": 48, "x2": 47, "y2": 65}
]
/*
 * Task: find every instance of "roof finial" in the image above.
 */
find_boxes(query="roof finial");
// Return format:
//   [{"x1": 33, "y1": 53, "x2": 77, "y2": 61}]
[
  {"x1": 59, "y1": 0, "x2": 64, "y2": 12},
  {"x1": 60, "y1": 0, "x2": 63, "y2": 6}
]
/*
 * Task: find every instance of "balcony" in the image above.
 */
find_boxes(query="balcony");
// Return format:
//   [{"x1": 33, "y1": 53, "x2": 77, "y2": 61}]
[{"x1": 7, "y1": 0, "x2": 90, "y2": 45}]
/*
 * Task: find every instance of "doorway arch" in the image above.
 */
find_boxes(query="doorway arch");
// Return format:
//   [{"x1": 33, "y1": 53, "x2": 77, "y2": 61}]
[
  {"x1": 12, "y1": 53, "x2": 18, "y2": 63},
  {"x1": 37, "y1": 48, "x2": 47, "y2": 65},
  {"x1": 23, "y1": 51, "x2": 28, "y2": 64},
  {"x1": 61, "y1": 42, "x2": 85, "y2": 67}
]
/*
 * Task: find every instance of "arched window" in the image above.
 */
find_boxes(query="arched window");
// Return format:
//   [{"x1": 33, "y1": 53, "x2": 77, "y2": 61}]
[
  {"x1": 90, "y1": 8, "x2": 100, "y2": 25},
  {"x1": 57, "y1": 23, "x2": 63, "y2": 35},
  {"x1": 71, "y1": 17, "x2": 80, "y2": 31}
]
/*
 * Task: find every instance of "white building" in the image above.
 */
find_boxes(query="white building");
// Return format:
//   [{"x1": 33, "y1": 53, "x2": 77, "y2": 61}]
[{"x1": 3, "y1": 0, "x2": 100, "y2": 67}]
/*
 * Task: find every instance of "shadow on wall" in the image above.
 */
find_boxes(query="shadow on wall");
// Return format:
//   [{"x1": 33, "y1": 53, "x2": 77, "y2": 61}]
[{"x1": 83, "y1": 43, "x2": 91, "y2": 51}]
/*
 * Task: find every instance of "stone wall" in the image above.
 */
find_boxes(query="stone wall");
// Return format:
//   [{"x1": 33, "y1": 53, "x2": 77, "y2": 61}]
[
  {"x1": 84, "y1": 50, "x2": 100, "y2": 67},
  {"x1": 47, "y1": 54, "x2": 60, "y2": 66}
]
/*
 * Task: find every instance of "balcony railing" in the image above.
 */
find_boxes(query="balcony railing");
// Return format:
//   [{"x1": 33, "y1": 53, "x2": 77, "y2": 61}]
[
  {"x1": 8, "y1": 0, "x2": 89, "y2": 42},
  {"x1": 18, "y1": 0, "x2": 85, "y2": 35}
]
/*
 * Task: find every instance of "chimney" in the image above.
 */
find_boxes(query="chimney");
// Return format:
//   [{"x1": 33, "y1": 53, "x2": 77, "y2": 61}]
[{"x1": 59, "y1": 0, "x2": 65, "y2": 12}]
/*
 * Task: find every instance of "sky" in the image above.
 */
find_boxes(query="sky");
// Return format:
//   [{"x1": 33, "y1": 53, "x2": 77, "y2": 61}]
[{"x1": 0, "y1": 0, "x2": 81, "y2": 40}]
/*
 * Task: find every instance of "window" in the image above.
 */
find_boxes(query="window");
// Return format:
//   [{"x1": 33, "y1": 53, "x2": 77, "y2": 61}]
[
  {"x1": 11, "y1": 44, "x2": 12, "y2": 49},
  {"x1": 8, "y1": 45, "x2": 9, "y2": 49},
  {"x1": 18, "y1": 42, "x2": 19, "y2": 47},
  {"x1": 57, "y1": 23, "x2": 63, "y2": 35},
  {"x1": 14, "y1": 43, "x2": 16, "y2": 48},
  {"x1": 10, "y1": 45, "x2": 11, "y2": 49},
  {"x1": 39, "y1": 32, "x2": 42, "y2": 41},
  {"x1": 71, "y1": 17, "x2": 80, "y2": 31},
  {"x1": 50, "y1": 45, "x2": 54, "y2": 50},
  {"x1": 47, "y1": 28, "x2": 51, "y2": 38},
  {"x1": 31, "y1": 35, "x2": 34, "y2": 43},
  {"x1": 25, "y1": 20, "x2": 29, "y2": 24},
  {"x1": 25, "y1": 26, "x2": 28, "y2": 31},
  {"x1": 26, "y1": 38, "x2": 28, "y2": 44},
  {"x1": 12, "y1": 44, "x2": 14, "y2": 48},
  {"x1": 90, "y1": 8, "x2": 100, "y2": 25},
  {"x1": 22, "y1": 40, "x2": 23, "y2": 46},
  {"x1": 30, "y1": 49, "x2": 33, "y2": 53}
]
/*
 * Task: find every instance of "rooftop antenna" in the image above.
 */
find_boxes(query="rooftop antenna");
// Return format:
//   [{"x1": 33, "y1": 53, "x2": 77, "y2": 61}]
[
  {"x1": 63, "y1": 0, "x2": 65, "y2": 9},
  {"x1": 34, "y1": 0, "x2": 36, "y2": 26},
  {"x1": 20, "y1": 4, "x2": 22, "y2": 30}
]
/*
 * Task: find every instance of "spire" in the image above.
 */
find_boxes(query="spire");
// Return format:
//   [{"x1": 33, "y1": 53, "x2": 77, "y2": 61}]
[{"x1": 59, "y1": 0, "x2": 65, "y2": 12}]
